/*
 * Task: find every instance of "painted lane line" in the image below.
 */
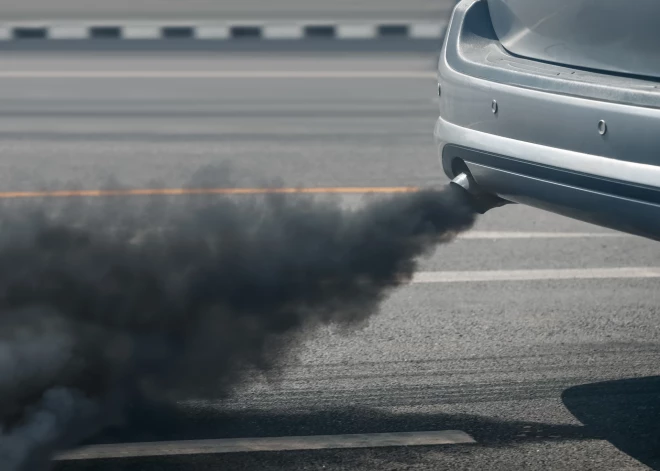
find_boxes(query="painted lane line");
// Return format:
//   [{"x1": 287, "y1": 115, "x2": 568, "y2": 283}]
[
  {"x1": 0, "y1": 71, "x2": 436, "y2": 79},
  {"x1": 0, "y1": 22, "x2": 447, "y2": 41},
  {"x1": 338, "y1": 24, "x2": 377, "y2": 39},
  {"x1": 0, "y1": 186, "x2": 420, "y2": 199},
  {"x1": 49, "y1": 25, "x2": 88, "y2": 39},
  {"x1": 0, "y1": 188, "x2": 635, "y2": 240},
  {"x1": 55, "y1": 430, "x2": 475, "y2": 460},
  {"x1": 412, "y1": 267, "x2": 660, "y2": 284},
  {"x1": 458, "y1": 231, "x2": 628, "y2": 240},
  {"x1": 263, "y1": 25, "x2": 304, "y2": 39},
  {"x1": 123, "y1": 25, "x2": 161, "y2": 40},
  {"x1": 410, "y1": 23, "x2": 446, "y2": 38},
  {"x1": 194, "y1": 25, "x2": 230, "y2": 39},
  {"x1": 0, "y1": 187, "x2": 638, "y2": 241}
]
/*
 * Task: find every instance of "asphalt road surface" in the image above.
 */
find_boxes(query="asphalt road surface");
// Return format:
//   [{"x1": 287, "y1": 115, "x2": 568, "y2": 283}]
[
  {"x1": 0, "y1": 51, "x2": 658, "y2": 470},
  {"x1": 0, "y1": 0, "x2": 456, "y2": 21}
]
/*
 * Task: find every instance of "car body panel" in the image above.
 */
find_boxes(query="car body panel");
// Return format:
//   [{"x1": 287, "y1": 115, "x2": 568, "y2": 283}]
[
  {"x1": 444, "y1": 145, "x2": 660, "y2": 240},
  {"x1": 487, "y1": 0, "x2": 660, "y2": 79},
  {"x1": 436, "y1": 0, "x2": 660, "y2": 240}
]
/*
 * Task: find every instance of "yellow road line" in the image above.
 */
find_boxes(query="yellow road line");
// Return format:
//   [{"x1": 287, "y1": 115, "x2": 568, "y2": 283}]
[
  {"x1": 412, "y1": 267, "x2": 660, "y2": 283},
  {"x1": 0, "y1": 187, "x2": 420, "y2": 199}
]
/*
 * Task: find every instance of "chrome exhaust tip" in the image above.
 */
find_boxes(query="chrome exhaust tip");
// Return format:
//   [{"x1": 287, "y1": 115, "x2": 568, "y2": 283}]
[{"x1": 450, "y1": 171, "x2": 510, "y2": 214}]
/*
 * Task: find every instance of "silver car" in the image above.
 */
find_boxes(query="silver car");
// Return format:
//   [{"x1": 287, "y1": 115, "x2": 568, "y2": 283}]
[{"x1": 436, "y1": 0, "x2": 660, "y2": 240}]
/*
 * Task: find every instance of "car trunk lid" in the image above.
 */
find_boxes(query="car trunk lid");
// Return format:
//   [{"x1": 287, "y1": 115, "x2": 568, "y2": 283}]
[{"x1": 487, "y1": 0, "x2": 660, "y2": 79}]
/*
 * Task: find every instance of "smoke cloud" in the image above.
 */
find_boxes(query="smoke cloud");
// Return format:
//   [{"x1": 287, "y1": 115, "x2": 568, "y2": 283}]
[{"x1": 0, "y1": 184, "x2": 476, "y2": 470}]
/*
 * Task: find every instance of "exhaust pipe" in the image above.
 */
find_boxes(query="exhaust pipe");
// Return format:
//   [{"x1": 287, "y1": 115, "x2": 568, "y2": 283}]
[{"x1": 450, "y1": 171, "x2": 509, "y2": 214}]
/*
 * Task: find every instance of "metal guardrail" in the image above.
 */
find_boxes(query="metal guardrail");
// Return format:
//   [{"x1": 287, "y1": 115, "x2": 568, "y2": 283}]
[{"x1": 0, "y1": 21, "x2": 447, "y2": 40}]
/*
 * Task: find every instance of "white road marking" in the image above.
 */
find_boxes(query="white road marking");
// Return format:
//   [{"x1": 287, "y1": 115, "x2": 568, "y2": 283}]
[
  {"x1": 123, "y1": 25, "x2": 160, "y2": 40},
  {"x1": 337, "y1": 24, "x2": 377, "y2": 39},
  {"x1": 412, "y1": 267, "x2": 660, "y2": 284},
  {"x1": 458, "y1": 231, "x2": 628, "y2": 240},
  {"x1": 0, "y1": 71, "x2": 436, "y2": 79},
  {"x1": 410, "y1": 23, "x2": 445, "y2": 38},
  {"x1": 194, "y1": 26, "x2": 230, "y2": 39},
  {"x1": 55, "y1": 430, "x2": 475, "y2": 460},
  {"x1": 0, "y1": 21, "x2": 448, "y2": 41},
  {"x1": 263, "y1": 25, "x2": 304, "y2": 39},
  {"x1": 49, "y1": 25, "x2": 88, "y2": 39}
]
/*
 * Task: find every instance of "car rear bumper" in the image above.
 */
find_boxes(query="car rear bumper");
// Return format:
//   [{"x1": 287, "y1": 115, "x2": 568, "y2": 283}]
[{"x1": 435, "y1": 0, "x2": 660, "y2": 239}]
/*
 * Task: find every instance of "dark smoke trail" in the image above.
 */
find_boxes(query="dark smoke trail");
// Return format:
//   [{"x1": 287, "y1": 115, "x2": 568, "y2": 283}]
[{"x1": 0, "y1": 185, "x2": 476, "y2": 470}]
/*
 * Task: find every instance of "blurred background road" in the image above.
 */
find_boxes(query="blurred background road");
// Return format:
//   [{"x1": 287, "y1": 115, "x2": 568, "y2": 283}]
[
  {"x1": 0, "y1": 0, "x2": 456, "y2": 21},
  {"x1": 0, "y1": 51, "x2": 656, "y2": 470}
]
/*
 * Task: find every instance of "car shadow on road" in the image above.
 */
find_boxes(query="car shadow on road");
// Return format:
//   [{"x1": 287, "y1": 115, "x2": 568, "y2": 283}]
[
  {"x1": 562, "y1": 375, "x2": 660, "y2": 470},
  {"x1": 55, "y1": 378, "x2": 660, "y2": 470},
  {"x1": 55, "y1": 400, "x2": 616, "y2": 471},
  {"x1": 87, "y1": 402, "x2": 600, "y2": 446},
  {"x1": 87, "y1": 400, "x2": 594, "y2": 446}
]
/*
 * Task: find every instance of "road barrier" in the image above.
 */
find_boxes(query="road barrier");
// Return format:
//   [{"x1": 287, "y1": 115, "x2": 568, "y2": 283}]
[{"x1": 0, "y1": 21, "x2": 446, "y2": 41}]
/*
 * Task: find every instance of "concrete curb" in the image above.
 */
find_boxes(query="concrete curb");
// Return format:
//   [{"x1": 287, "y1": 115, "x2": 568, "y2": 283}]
[{"x1": 0, "y1": 21, "x2": 447, "y2": 41}]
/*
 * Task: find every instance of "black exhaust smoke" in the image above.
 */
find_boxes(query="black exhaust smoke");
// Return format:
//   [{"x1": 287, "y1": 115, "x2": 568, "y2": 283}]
[{"x1": 0, "y1": 183, "x2": 478, "y2": 470}]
